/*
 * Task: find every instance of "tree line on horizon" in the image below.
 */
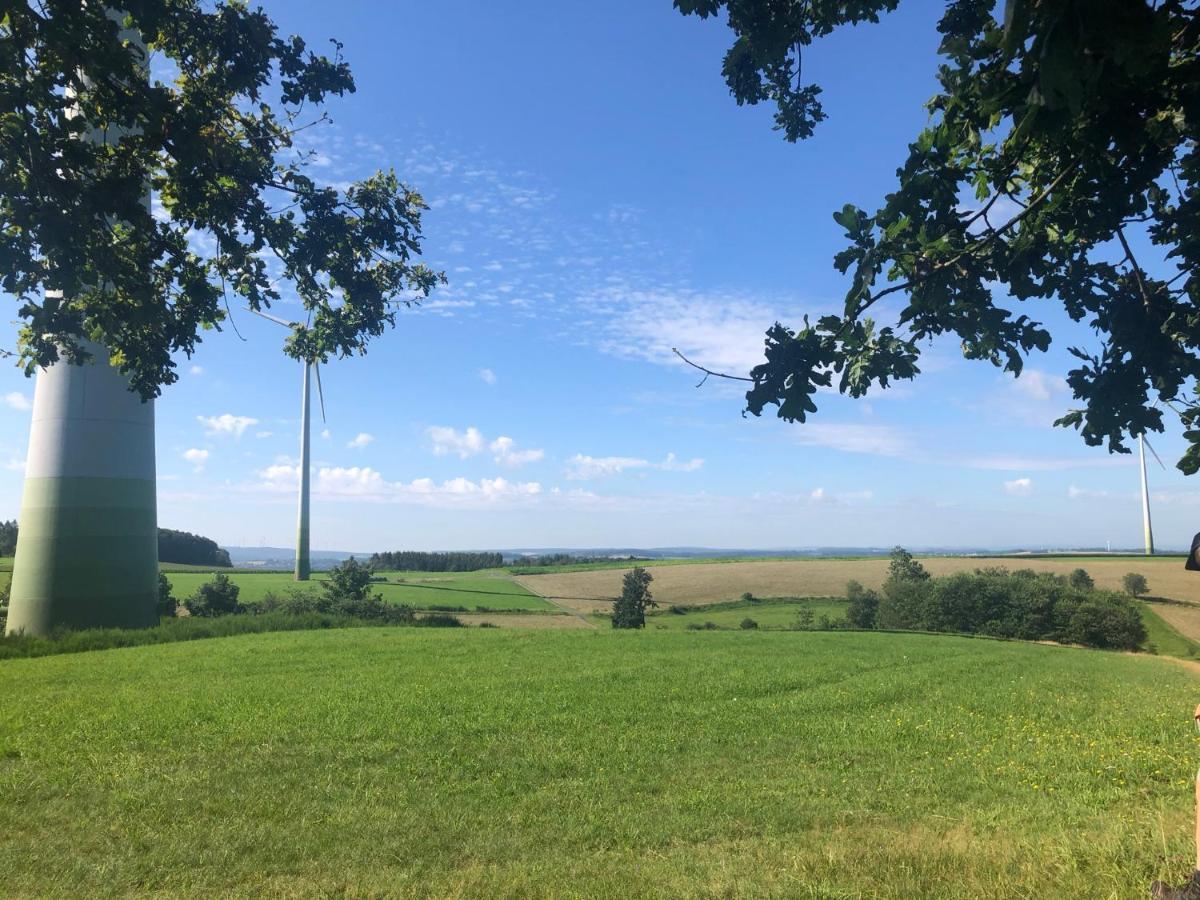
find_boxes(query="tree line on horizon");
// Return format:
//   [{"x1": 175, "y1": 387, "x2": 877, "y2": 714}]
[
  {"x1": 0, "y1": 521, "x2": 229, "y2": 568},
  {"x1": 367, "y1": 551, "x2": 503, "y2": 572}
]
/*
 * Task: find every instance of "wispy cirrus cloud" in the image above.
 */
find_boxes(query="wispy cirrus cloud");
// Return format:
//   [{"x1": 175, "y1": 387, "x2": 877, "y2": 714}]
[{"x1": 565, "y1": 452, "x2": 704, "y2": 480}]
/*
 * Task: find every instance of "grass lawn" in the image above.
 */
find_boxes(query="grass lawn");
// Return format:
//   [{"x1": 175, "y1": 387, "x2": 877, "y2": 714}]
[
  {"x1": 1139, "y1": 601, "x2": 1200, "y2": 659},
  {"x1": 0, "y1": 628, "x2": 1195, "y2": 896},
  {"x1": 164, "y1": 570, "x2": 553, "y2": 611}
]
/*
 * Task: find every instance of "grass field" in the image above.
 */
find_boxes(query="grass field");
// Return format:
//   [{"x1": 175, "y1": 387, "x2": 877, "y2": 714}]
[
  {"x1": 164, "y1": 571, "x2": 554, "y2": 612},
  {"x1": 518, "y1": 555, "x2": 1200, "y2": 612},
  {"x1": 1139, "y1": 602, "x2": 1200, "y2": 658},
  {"x1": 0, "y1": 628, "x2": 1195, "y2": 897}
]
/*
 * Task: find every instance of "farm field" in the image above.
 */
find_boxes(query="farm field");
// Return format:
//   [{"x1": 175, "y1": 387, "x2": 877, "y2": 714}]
[
  {"x1": 164, "y1": 571, "x2": 553, "y2": 612},
  {"x1": 518, "y1": 555, "x2": 1200, "y2": 612},
  {"x1": 0, "y1": 628, "x2": 1195, "y2": 896},
  {"x1": 1143, "y1": 601, "x2": 1200, "y2": 645}
]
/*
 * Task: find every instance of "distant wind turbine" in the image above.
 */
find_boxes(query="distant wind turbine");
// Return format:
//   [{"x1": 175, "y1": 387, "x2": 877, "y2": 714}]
[
  {"x1": 251, "y1": 310, "x2": 327, "y2": 581},
  {"x1": 1139, "y1": 433, "x2": 1166, "y2": 556}
]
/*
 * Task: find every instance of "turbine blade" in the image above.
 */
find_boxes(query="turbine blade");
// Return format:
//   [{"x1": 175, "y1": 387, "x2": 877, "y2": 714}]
[
  {"x1": 1144, "y1": 436, "x2": 1167, "y2": 470},
  {"x1": 314, "y1": 361, "x2": 327, "y2": 424},
  {"x1": 248, "y1": 308, "x2": 299, "y2": 329}
]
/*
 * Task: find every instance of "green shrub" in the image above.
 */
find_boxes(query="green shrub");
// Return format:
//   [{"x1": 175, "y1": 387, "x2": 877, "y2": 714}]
[
  {"x1": 741, "y1": 592, "x2": 758, "y2": 604},
  {"x1": 157, "y1": 572, "x2": 177, "y2": 618},
  {"x1": 793, "y1": 608, "x2": 815, "y2": 630},
  {"x1": 1122, "y1": 572, "x2": 1149, "y2": 598},
  {"x1": 845, "y1": 580, "x2": 879, "y2": 629},
  {"x1": 740, "y1": 617, "x2": 758, "y2": 630},
  {"x1": 185, "y1": 573, "x2": 243, "y2": 617},
  {"x1": 1068, "y1": 568, "x2": 1095, "y2": 590},
  {"x1": 416, "y1": 614, "x2": 464, "y2": 628},
  {"x1": 874, "y1": 567, "x2": 1146, "y2": 650}
]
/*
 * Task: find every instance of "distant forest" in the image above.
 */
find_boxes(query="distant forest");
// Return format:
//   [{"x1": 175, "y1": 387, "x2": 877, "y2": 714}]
[
  {"x1": 512, "y1": 553, "x2": 648, "y2": 567},
  {"x1": 0, "y1": 522, "x2": 230, "y2": 567},
  {"x1": 158, "y1": 529, "x2": 232, "y2": 567},
  {"x1": 368, "y1": 551, "x2": 502, "y2": 572}
]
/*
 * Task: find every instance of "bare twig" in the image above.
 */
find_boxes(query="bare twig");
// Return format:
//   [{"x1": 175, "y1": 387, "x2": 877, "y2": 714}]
[
  {"x1": 1115, "y1": 226, "x2": 1152, "y2": 307},
  {"x1": 672, "y1": 347, "x2": 753, "y2": 384}
]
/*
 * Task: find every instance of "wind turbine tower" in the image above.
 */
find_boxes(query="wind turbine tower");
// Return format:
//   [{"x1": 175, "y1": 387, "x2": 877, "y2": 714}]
[
  {"x1": 296, "y1": 362, "x2": 312, "y2": 581},
  {"x1": 6, "y1": 18, "x2": 158, "y2": 635},
  {"x1": 1139, "y1": 434, "x2": 1155, "y2": 556}
]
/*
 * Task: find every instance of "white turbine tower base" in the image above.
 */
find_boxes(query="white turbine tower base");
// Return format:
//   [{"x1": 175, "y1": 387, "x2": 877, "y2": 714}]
[{"x1": 7, "y1": 339, "x2": 158, "y2": 633}]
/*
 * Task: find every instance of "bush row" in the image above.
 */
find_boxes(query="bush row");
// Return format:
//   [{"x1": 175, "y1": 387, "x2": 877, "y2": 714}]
[{"x1": 845, "y1": 550, "x2": 1148, "y2": 651}]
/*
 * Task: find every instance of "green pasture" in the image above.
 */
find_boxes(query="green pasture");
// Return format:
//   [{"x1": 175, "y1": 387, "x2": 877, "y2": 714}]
[
  {"x1": 1139, "y1": 601, "x2": 1200, "y2": 658},
  {"x1": 164, "y1": 570, "x2": 553, "y2": 612},
  {"x1": 0, "y1": 628, "x2": 1195, "y2": 896}
]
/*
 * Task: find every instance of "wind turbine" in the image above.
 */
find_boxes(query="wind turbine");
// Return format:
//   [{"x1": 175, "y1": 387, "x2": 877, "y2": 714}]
[
  {"x1": 251, "y1": 310, "x2": 326, "y2": 581},
  {"x1": 1138, "y1": 433, "x2": 1166, "y2": 556}
]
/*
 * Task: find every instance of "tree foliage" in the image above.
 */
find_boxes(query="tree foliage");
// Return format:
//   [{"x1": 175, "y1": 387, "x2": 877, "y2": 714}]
[
  {"x1": 322, "y1": 557, "x2": 376, "y2": 605},
  {"x1": 674, "y1": 0, "x2": 1200, "y2": 471},
  {"x1": 876, "y1": 566, "x2": 1147, "y2": 650},
  {"x1": 368, "y1": 551, "x2": 503, "y2": 572},
  {"x1": 845, "y1": 579, "x2": 880, "y2": 629},
  {"x1": 157, "y1": 571, "x2": 176, "y2": 618},
  {"x1": 886, "y1": 546, "x2": 929, "y2": 584},
  {"x1": 1122, "y1": 571, "x2": 1149, "y2": 597},
  {"x1": 158, "y1": 528, "x2": 231, "y2": 567},
  {"x1": 0, "y1": 519, "x2": 16, "y2": 556},
  {"x1": 184, "y1": 572, "x2": 242, "y2": 617},
  {"x1": 612, "y1": 566, "x2": 657, "y2": 629},
  {"x1": 1, "y1": 1, "x2": 443, "y2": 397}
]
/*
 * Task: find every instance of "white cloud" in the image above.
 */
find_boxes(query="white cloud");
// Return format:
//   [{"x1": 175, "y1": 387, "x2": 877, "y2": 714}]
[
  {"x1": 490, "y1": 436, "x2": 545, "y2": 468},
  {"x1": 255, "y1": 431, "x2": 273, "y2": 439},
  {"x1": 1010, "y1": 369, "x2": 1066, "y2": 403},
  {"x1": 808, "y1": 486, "x2": 874, "y2": 505},
  {"x1": 596, "y1": 289, "x2": 786, "y2": 374},
  {"x1": 4, "y1": 458, "x2": 24, "y2": 473},
  {"x1": 253, "y1": 463, "x2": 541, "y2": 508},
  {"x1": 321, "y1": 428, "x2": 332, "y2": 440},
  {"x1": 189, "y1": 365, "x2": 204, "y2": 376},
  {"x1": 346, "y1": 432, "x2": 374, "y2": 450},
  {"x1": 479, "y1": 368, "x2": 497, "y2": 385},
  {"x1": 793, "y1": 422, "x2": 911, "y2": 458},
  {"x1": 660, "y1": 452, "x2": 704, "y2": 472},
  {"x1": 565, "y1": 452, "x2": 704, "y2": 480},
  {"x1": 183, "y1": 448, "x2": 209, "y2": 471},
  {"x1": 566, "y1": 455, "x2": 650, "y2": 479},
  {"x1": 427, "y1": 425, "x2": 485, "y2": 458},
  {"x1": 3, "y1": 392, "x2": 31, "y2": 412},
  {"x1": 1004, "y1": 477, "x2": 1033, "y2": 496},
  {"x1": 197, "y1": 413, "x2": 259, "y2": 438}
]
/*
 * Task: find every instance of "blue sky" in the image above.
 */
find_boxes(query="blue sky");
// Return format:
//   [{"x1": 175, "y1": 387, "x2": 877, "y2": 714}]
[{"x1": 1, "y1": 0, "x2": 1196, "y2": 552}]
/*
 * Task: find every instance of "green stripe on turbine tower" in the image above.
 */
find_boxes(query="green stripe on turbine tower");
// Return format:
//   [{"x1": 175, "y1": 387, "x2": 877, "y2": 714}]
[{"x1": 6, "y1": 339, "x2": 158, "y2": 634}]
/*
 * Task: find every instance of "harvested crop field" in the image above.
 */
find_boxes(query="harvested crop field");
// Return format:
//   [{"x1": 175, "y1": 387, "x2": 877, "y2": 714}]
[
  {"x1": 1144, "y1": 601, "x2": 1200, "y2": 643},
  {"x1": 517, "y1": 556, "x2": 1200, "y2": 613}
]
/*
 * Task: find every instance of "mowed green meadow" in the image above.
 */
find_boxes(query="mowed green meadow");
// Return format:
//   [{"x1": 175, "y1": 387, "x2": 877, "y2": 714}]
[
  {"x1": 0, "y1": 628, "x2": 1196, "y2": 897},
  {"x1": 163, "y1": 570, "x2": 554, "y2": 612}
]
